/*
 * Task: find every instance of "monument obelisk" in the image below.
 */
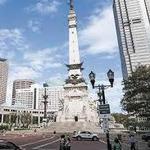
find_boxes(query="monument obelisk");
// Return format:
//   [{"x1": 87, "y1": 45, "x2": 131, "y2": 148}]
[{"x1": 57, "y1": 0, "x2": 98, "y2": 123}]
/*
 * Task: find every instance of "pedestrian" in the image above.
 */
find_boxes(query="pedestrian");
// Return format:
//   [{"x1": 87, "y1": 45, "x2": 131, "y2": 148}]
[
  {"x1": 113, "y1": 137, "x2": 122, "y2": 150},
  {"x1": 34, "y1": 129, "x2": 37, "y2": 133},
  {"x1": 65, "y1": 136, "x2": 71, "y2": 150},
  {"x1": 129, "y1": 135, "x2": 136, "y2": 150},
  {"x1": 60, "y1": 134, "x2": 66, "y2": 150}
]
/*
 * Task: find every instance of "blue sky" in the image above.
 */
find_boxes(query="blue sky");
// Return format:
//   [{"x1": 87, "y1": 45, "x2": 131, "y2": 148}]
[{"x1": 0, "y1": 0, "x2": 123, "y2": 112}]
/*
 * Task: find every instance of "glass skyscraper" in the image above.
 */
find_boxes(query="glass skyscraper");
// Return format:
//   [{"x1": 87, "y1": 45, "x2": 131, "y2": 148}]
[{"x1": 113, "y1": 0, "x2": 150, "y2": 79}]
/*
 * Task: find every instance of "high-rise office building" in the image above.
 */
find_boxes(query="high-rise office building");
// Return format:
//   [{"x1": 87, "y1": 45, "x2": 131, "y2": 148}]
[
  {"x1": 15, "y1": 88, "x2": 34, "y2": 109},
  {"x1": 12, "y1": 79, "x2": 35, "y2": 105},
  {"x1": 14, "y1": 85, "x2": 64, "y2": 111},
  {"x1": 144, "y1": 0, "x2": 150, "y2": 22},
  {"x1": 0, "y1": 58, "x2": 8, "y2": 105},
  {"x1": 37, "y1": 86, "x2": 64, "y2": 112},
  {"x1": 113, "y1": 0, "x2": 150, "y2": 79}
]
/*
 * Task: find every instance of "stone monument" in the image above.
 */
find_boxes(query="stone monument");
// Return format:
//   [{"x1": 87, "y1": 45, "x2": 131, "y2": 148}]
[{"x1": 57, "y1": 0, "x2": 98, "y2": 123}]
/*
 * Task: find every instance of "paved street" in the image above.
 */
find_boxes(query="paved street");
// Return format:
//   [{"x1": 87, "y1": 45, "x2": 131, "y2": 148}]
[
  {"x1": 1, "y1": 133, "x2": 150, "y2": 150},
  {"x1": 1, "y1": 133, "x2": 107, "y2": 150}
]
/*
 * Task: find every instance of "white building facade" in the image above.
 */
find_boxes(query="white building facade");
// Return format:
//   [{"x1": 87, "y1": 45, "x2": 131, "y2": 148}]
[
  {"x1": 15, "y1": 88, "x2": 34, "y2": 109},
  {"x1": 14, "y1": 85, "x2": 64, "y2": 112},
  {"x1": 37, "y1": 86, "x2": 64, "y2": 112},
  {"x1": 113, "y1": 0, "x2": 150, "y2": 79},
  {"x1": 12, "y1": 79, "x2": 35, "y2": 105}
]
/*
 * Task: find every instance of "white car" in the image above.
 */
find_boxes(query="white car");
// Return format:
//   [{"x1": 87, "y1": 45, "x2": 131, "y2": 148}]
[{"x1": 72, "y1": 131, "x2": 99, "y2": 141}]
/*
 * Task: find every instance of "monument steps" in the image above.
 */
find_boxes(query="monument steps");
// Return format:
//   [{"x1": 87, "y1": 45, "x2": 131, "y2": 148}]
[{"x1": 42, "y1": 122, "x2": 103, "y2": 133}]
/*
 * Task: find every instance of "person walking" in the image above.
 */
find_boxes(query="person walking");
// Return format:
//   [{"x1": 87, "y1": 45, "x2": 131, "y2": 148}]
[
  {"x1": 113, "y1": 138, "x2": 122, "y2": 150},
  {"x1": 129, "y1": 135, "x2": 136, "y2": 150},
  {"x1": 65, "y1": 136, "x2": 71, "y2": 150},
  {"x1": 59, "y1": 134, "x2": 66, "y2": 150}
]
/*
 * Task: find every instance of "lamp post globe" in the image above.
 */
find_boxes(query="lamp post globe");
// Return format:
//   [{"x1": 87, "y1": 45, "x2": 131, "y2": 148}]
[
  {"x1": 89, "y1": 71, "x2": 96, "y2": 89},
  {"x1": 107, "y1": 69, "x2": 114, "y2": 87},
  {"x1": 43, "y1": 82, "x2": 49, "y2": 87}
]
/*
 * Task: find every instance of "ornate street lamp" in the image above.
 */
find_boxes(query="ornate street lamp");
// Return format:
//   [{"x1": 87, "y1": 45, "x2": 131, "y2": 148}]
[
  {"x1": 89, "y1": 69, "x2": 114, "y2": 150},
  {"x1": 89, "y1": 71, "x2": 96, "y2": 89},
  {"x1": 107, "y1": 69, "x2": 114, "y2": 87}
]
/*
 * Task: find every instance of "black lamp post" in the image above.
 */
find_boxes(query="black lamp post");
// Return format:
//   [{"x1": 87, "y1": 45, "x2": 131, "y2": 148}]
[
  {"x1": 107, "y1": 69, "x2": 114, "y2": 87},
  {"x1": 43, "y1": 83, "x2": 48, "y2": 120},
  {"x1": 89, "y1": 69, "x2": 114, "y2": 150}
]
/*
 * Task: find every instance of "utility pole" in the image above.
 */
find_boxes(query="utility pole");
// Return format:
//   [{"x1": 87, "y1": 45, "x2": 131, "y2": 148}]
[{"x1": 42, "y1": 83, "x2": 48, "y2": 126}]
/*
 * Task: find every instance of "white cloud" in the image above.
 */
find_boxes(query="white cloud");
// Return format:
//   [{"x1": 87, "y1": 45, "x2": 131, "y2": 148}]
[
  {"x1": 24, "y1": 47, "x2": 62, "y2": 70},
  {"x1": 47, "y1": 73, "x2": 65, "y2": 86},
  {"x1": 79, "y1": 5, "x2": 118, "y2": 55},
  {"x1": 0, "y1": 28, "x2": 63, "y2": 104},
  {"x1": 28, "y1": 0, "x2": 60, "y2": 15},
  {"x1": 11, "y1": 65, "x2": 41, "y2": 80},
  {"x1": 0, "y1": 0, "x2": 7, "y2": 5},
  {"x1": 27, "y1": 20, "x2": 41, "y2": 32},
  {"x1": 0, "y1": 28, "x2": 29, "y2": 53}
]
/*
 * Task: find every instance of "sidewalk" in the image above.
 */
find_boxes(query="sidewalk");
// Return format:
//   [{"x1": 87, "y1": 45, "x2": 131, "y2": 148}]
[{"x1": 109, "y1": 133, "x2": 150, "y2": 150}]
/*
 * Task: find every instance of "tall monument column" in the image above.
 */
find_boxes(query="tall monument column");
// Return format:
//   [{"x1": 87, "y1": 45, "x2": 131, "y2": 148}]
[
  {"x1": 57, "y1": 0, "x2": 98, "y2": 123},
  {"x1": 66, "y1": 0, "x2": 85, "y2": 83}
]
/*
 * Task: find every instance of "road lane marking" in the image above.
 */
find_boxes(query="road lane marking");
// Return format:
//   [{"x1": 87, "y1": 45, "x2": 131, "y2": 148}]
[
  {"x1": 99, "y1": 139, "x2": 107, "y2": 144},
  {"x1": 33, "y1": 138, "x2": 60, "y2": 149},
  {"x1": 20, "y1": 135, "x2": 55, "y2": 147}
]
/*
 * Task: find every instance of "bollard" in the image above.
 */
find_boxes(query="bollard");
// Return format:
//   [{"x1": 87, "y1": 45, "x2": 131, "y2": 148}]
[
  {"x1": 22, "y1": 133, "x2": 25, "y2": 137},
  {"x1": 43, "y1": 134, "x2": 46, "y2": 138}
]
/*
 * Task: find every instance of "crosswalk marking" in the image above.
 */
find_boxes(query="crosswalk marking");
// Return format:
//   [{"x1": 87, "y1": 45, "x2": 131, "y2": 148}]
[
  {"x1": 33, "y1": 139, "x2": 60, "y2": 149},
  {"x1": 20, "y1": 135, "x2": 55, "y2": 147}
]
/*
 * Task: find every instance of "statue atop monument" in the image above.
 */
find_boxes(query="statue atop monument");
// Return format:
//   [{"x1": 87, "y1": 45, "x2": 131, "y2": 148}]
[{"x1": 70, "y1": 0, "x2": 74, "y2": 10}]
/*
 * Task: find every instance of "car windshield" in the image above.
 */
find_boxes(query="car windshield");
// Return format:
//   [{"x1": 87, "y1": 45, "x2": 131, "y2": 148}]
[
  {"x1": 0, "y1": 142, "x2": 16, "y2": 149},
  {"x1": 80, "y1": 131, "x2": 86, "y2": 134}
]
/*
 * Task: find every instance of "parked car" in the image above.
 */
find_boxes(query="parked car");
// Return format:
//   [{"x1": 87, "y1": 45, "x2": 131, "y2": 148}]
[
  {"x1": 148, "y1": 140, "x2": 150, "y2": 147},
  {"x1": 142, "y1": 133, "x2": 150, "y2": 141},
  {"x1": 0, "y1": 139, "x2": 22, "y2": 150},
  {"x1": 72, "y1": 131, "x2": 99, "y2": 141}
]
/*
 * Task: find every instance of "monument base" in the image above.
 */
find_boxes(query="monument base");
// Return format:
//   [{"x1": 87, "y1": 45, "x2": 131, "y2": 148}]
[{"x1": 43, "y1": 121, "x2": 102, "y2": 133}]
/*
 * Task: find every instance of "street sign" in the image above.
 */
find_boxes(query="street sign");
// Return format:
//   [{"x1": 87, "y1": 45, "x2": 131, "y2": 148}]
[
  {"x1": 102, "y1": 118, "x2": 109, "y2": 133},
  {"x1": 99, "y1": 104, "x2": 110, "y2": 114},
  {"x1": 100, "y1": 114, "x2": 111, "y2": 119}
]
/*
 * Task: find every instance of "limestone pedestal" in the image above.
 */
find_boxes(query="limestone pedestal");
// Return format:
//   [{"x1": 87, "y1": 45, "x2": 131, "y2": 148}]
[{"x1": 57, "y1": 83, "x2": 98, "y2": 123}]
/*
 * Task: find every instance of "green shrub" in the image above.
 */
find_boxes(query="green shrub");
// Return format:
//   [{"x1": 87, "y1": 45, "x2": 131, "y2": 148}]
[
  {"x1": 14, "y1": 128, "x2": 31, "y2": 131},
  {"x1": 0, "y1": 124, "x2": 9, "y2": 130}
]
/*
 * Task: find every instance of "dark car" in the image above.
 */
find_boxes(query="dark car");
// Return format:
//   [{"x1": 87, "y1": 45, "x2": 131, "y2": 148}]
[
  {"x1": 142, "y1": 133, "x2": 150, "y2": 141},
  {"x1": 148, "y1": 140, "x2": 150, "y2": 147},
  {"x1": 0, "y1": 139, "x2": 22, "y2": 150}
]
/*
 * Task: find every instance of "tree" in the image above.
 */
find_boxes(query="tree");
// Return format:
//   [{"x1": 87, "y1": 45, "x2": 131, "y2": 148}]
[
  {"x1": 3, "y1": 114, "x2": 10, "y2": 124},
  {"x1": 10, "y1": 113, "x2": 17, "y2": 127},
  {"x1": 20, "y1": 112, "x2": 32, "y2": 128},
  {"x1": 112, "y1": 113, "x2": 130, "y2": 129},
  {"x1": 32, "y1": 116, "x2": 38, "y2": 124},
  {"x1": 121, "y1": 65, "x2": 150, "y2": 127}
]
